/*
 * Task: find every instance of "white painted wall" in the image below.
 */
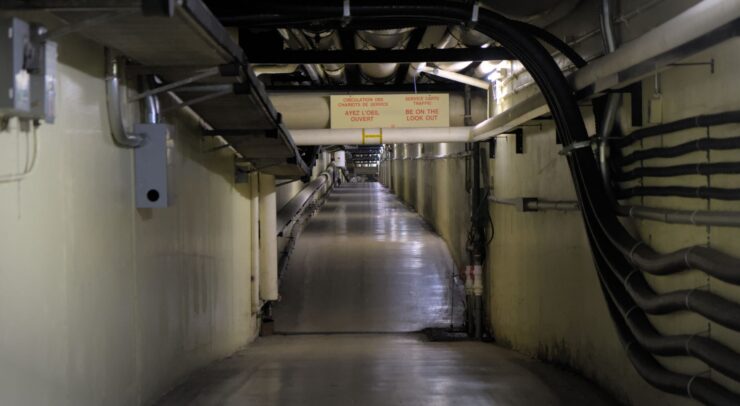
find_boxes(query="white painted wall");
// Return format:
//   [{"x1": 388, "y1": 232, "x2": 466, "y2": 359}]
[{"x1": 0, "y1": 34, "x2": 258, "y2": 405}]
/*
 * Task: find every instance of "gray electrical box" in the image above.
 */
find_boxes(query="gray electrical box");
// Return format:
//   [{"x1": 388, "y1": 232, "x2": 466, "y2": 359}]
[
  {"x1": 0, "y1": 18, "x2": 31, "y2": 117},
  {"x1": 134, "y1": 124, "x2": 171, "y2": 209},
  {"x1": 29, "y1": 25, "x2": 57, "y2": 123}
]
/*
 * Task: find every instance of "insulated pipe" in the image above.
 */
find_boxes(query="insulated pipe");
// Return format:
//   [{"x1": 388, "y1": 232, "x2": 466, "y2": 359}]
[
  {"x1": 356, "y1": 28, "x2": 414, "y2": 82},
  {"x1": 471, "y1": 0, "x2": 740, "y2": 141},
  {"x1": 573, "y1": 0, "x2": 740, "y2": 92},
  {"x1": 250, "y1": 172, "x2": 261, "y2": 313},
  {"x1": 105, "y1": 48, "x2": 144, "y2": 147},
  {"x1": 254, "y1": 65, "x2": 299, "y2": 76},
  {"x1": 304, "y1": 29, "x2": 346, "y2": 84},
  {"x1": 432, "y1": 27, "x2": 471, "y2": 73},
  {"x1": 259, "y1": 172, "x2": 279, "y2": 301},
  {"x1": 269, "y1": 93, "x2": 488, "y2": 129},
  {"x1": 278, "y1": 29, "x2": 326, "y2": 84},
  {"x1": 291, "y1": 127, "x2": 472, "y2": 145},
  {"x1": 420, "y1": 66, "x2": 490, "y2": 90}
]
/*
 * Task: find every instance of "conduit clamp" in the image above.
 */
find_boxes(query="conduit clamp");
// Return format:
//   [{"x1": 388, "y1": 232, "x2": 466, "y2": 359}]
[
  {"x1": 469, "y1": 2, "x2": 480, "y2": 25},
  {"x1": 342, "y1": 0, "x2": 351, "y2": 26},
  {"x1": 558, "y1": 139, "x2": 592, "y2": 156},
  {"x1": 361, "y1": 128, "x2": 383, "y2": 145}
]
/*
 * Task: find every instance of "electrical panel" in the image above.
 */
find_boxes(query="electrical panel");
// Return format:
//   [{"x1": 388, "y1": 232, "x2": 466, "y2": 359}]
[
  {"x1": 0, "y1": 18, "x2": 31, "y2": 117},
  {"x1": 29, "y1": 25, "x2": 57, "y2": 123},
  {"x1": 0, "y1": 18, "x2": 57, "y2": 123}
]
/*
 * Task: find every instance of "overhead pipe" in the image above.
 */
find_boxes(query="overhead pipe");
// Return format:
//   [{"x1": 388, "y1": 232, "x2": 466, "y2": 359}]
[
  {"x1": 269, "y1": 93, "x2": 488, "y2": 129},
  {"x1": 432, "y1": 26, "x2": 471, "y2": 73},
  {"x1": 574, "y1": 0, "x2": 740, "y2": 93},
  {"x1": 290, "y1": 127, "x2": 472, "y2": 145},
  {"x1": 471, "y1": 0, "x2": 740, "y2": 141},
  {"x1": 419, "y1": 65, "x2": 490, "y2": 90},
  {"x1": 277, "y1": 28, "x2": 327, "y2": 84},
  {"x1": 105, "y1": 48, "x2": 144, "y2": 147},
  {"x1": 356, "y1": 28, "x2": 414, "y2": 82},
  {"x1": 254, "y1": 64, "x2": 299, "y2": 76},
  {"x1": 304, "y1": 29, "x2": 346, "y2": 84}
]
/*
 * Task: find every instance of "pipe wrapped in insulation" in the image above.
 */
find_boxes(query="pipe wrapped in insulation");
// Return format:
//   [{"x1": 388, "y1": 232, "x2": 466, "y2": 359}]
[{"x1": 259, "y1": 173, "x2": 279, "y2": 301}]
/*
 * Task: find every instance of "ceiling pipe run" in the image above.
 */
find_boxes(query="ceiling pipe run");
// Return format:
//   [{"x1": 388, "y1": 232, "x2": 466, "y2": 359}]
[
  {"x1": 269, "y1": 93, "x2": 488, "y2": 129},
  {"x1": 356, "y1": 28, "x2": 414, "y2": 82},
  {"x1": 471, "y1": 0, "x2": 740, "y2": 141},
  {"x1": 419, "y1": 65, "x2": 490, "y2": 89},
  {"x1": 291, "y1": 127, "x2": 472, "y2": 145},
  {"x1": 304, "y1": 29, "x2": 346, "y2": 84}
]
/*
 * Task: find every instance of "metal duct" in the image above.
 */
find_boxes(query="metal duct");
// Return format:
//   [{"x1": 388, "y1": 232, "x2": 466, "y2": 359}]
[
  {"x1": 355, "y1": 28, "x2": 414, "y2": 82},
  {"x1": 269, "y1": 93, "x2": 488, "y2": 129},
  {"x1": 278, "y1": 28, "x2": 327, "y2": 84},
  {"x1": 291, "y1": 127, "x2": 472, "y2": 145},
  {"x1": 304, "y1": 29, "x2": 346, "y2": 84}
]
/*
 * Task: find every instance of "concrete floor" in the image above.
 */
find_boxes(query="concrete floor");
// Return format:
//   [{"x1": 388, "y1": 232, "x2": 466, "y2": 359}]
[
  {"x1": 273, "y1": 182, "x2": 464, "y2": 333},
  {"x1": 156, "y1": 334, "x2": 615, "y2": 406},
  {"x1": 155, "y1": 182, "x2": 615, "y2": 405}
]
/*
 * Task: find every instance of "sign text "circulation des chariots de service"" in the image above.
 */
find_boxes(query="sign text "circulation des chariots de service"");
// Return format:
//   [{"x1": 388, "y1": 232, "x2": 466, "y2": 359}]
[{"x1": 330, "y1": 94, "x2": 450, "y2": 129}]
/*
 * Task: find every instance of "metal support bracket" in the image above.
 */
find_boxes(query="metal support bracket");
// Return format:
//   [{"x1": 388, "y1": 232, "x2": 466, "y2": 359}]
[
  {"x1": 668, "y1": 59, "x2": 715, "y2": 74},
  {"x1": 514, "y1": 129, "x2": 524, "y2": 154},
  {"x1": 488, "y1": 138, "x2": 496, "y2": 159},
  {"x1": 559, "y1": 139, "x2": 593, "y2": 156},
  {"x1": 134, "y1": 123, "x2": 170, "y2": 208}
]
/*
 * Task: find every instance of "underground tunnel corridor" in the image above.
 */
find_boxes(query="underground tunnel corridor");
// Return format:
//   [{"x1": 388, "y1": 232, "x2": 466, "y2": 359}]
[
  {"x1": 155, "y1": 182, "x2": 614, "y2": 406},
  {"x1": 2, "y1": 1, "x2": 740, "y2": 405}
]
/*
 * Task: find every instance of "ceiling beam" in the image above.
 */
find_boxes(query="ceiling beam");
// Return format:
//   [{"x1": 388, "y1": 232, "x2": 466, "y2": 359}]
[
  {"x1": 250, "y1": 47, "x2": 514, "y2": 65},
  {"x1": 395, "y1": 27, "x2": 427, "y2": 85}
]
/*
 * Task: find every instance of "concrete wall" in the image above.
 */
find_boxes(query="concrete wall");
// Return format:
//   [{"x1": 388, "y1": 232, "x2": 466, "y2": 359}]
[
  {"x1": 0, "y1": 34, "x2": 258, "y2": 405},
  {"x1": 381, "y1": 25, "x2": 740, "y2": 406}
]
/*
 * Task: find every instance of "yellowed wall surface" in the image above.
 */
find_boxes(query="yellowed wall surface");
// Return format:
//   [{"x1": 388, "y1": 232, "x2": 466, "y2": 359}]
[{"x1": 0, "y1": 35, "x2": 257, "y2": 405}]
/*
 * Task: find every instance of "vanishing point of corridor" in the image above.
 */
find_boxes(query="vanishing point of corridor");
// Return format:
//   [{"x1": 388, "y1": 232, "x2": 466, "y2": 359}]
[{"x1": 156, "y1": 184, "x2": 613, "y2": 405}]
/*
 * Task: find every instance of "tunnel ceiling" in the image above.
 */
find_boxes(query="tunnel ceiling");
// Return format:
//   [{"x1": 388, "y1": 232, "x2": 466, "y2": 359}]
[{"x1": 204, "y1": 0, "x2": 574, "y2": 94}]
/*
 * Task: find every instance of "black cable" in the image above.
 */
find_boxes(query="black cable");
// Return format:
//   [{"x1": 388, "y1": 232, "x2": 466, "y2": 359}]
[
  {"x1": 615, "y1": 161, "x2": 740, "y2": 181},
  {"x1": 618, "y1": 186, "x2": 740, "y2": 201},
  {"x1": 613, "y1": 110, "x2": 740, "y2": 148},
  {"x1": 618, "y1": 136, "x2": 740, "y2": 166}
]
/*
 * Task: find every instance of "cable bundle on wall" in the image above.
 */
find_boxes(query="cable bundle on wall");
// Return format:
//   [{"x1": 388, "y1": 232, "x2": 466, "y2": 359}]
[{"x1": 244, "y1": 2, "x2": 740, "y2": 404}]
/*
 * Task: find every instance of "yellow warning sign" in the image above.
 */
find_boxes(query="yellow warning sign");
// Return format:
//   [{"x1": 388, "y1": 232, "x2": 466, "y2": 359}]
[{"x1": 330, "y1": 94, "x2": 450, "y2": 129}]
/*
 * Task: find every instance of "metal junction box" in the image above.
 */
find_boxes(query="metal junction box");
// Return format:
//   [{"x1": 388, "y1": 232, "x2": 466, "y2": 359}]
[
  {"x1": 29, "y1": 25, "x2": 57, "y2": 123},
  {"x1": 0, "y1": 18, "x2": 31, "y2": 117}
]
